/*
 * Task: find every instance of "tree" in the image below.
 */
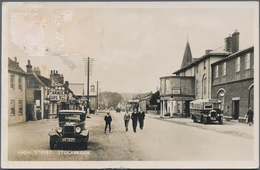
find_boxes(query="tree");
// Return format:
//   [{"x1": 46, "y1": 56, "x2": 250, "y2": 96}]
[
  {"x1": 99, "y1": 92, "x2": 123, "y2": 109},
  {"x1": 149, "y1": 91, "x2": 160, "y2": 105}
]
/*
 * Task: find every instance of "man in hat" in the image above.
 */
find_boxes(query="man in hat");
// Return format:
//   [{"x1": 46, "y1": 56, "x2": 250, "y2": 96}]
[
  {"x1": 138, "y1": 109, "x2": 145, "y2": 130},
  {"x1": 247, "y1": 107, "x2": 254, "y2": 126},
  {"x1": 104, "y1": 112, "x2": 112, "y2": 133},
  {"x1": 131, "y1": 108, "x2": 138, "y2": 133}
]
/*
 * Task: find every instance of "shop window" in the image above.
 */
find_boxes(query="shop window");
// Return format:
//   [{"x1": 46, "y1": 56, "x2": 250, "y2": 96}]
[
  {"x1": 245, "y1": 53, "x2": 250, "y2": 70},
  {"x1": 236, "y1": 57, "x2": 240, "y2": 72},
  {"x1": 18, "y1": 100, "x2": 23, "y2": 115},
  {"x1": 223, "y1": 62, "x2": 226, "y2": 76},
  {"x1": 18, "y1": 76, "x2": 22, "y2": 90},
  {"x1": 10, "y1": 75, "x2": 15, "y2": 89},
  {"x1": 10, "y1": 100, "x2": 15, "y2": 116}
]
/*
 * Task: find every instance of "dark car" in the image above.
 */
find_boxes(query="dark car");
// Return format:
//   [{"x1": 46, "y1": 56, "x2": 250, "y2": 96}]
[{"x1": 49, "y1": 110, "x2": 89, "y2": 150}]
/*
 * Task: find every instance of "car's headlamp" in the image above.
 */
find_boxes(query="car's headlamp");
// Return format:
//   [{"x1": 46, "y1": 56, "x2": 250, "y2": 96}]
[
  {"x1": 57, "y1": 127, "x2": 62, "y2": 133},
  {"x1": 76, "y1": 127, "x2": 81, "y2": 133}
]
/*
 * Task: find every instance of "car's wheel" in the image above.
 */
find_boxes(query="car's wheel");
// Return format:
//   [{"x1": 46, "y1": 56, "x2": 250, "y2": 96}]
[
  {"x1": 50, "y1": 138, "x2": 56, "y2": 150},
  {"x1": 219, "y1": 117, "x2": 223, "y2": 124},
  {"x1": 193, "y1": 116, "x2": 197, "y2": 122},
  {"x1": 202, "y1": 116, "x2": 207, "y2": 124}
]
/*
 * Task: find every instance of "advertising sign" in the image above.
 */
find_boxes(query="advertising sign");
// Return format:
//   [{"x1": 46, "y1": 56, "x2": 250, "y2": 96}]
[{"x1": 49, "y1": 88, "x2": 65, "y2": 101}]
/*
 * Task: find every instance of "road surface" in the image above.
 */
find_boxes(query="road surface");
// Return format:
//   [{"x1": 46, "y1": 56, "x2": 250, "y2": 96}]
[{"x1": 8, "y1": 110, "x2": 254, "y2": 161}]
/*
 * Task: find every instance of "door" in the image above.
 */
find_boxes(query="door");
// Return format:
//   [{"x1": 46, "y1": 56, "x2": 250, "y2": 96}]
[{"x1": 233, "y1": 100, "x2": 239, "y2": 120}]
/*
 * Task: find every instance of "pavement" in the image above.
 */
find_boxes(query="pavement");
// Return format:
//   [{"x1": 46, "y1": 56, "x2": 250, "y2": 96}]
[{"x1": 147, "y1": 113, "x2": 255, "y2": 139}]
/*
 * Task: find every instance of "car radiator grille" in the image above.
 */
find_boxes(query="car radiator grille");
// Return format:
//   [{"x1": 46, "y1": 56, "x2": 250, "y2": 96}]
[
  {"x1": 211, "y1": 112, "x2": 217, "y2": 117},
  {"x1": 63, "y1": 126, "x2": 75, "y2": 138}
]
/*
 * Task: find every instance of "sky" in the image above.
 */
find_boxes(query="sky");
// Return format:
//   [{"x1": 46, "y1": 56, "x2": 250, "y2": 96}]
[{"x1": 4, "y1": 2, "x2": 257, "y2": 93}]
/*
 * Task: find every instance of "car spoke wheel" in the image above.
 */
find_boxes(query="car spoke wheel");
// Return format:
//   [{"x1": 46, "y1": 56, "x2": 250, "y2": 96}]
[
  {"x1": 219, "y1": 117, "x2": 223, "y2": 124},
  {"x1": 50, "y1": 140, "x2": 56, "y2": 150},
  {"x1": 193, "y1": 116, "x2": 197, "y2": 122}
]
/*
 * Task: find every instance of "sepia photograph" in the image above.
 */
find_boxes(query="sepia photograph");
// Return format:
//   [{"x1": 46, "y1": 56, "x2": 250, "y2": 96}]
[{"x1": 1, "y1": 1, "x2": 259, "y2": 169}]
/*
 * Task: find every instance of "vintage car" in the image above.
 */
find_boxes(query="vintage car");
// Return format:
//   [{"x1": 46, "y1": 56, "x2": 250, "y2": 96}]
[
  {"x1": 49, "y1": 110, "x2": 89, "y2": 150},
  {"x1": 190, "y1": 99, "x2": 223, "y2": 124}
]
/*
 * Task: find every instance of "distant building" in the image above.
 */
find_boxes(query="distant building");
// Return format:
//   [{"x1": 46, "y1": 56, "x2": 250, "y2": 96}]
[
  {"x1": 139, "y1": 93, "x2": 153, "y2": 113},
  {"x1": 8, "y1": 57, "x2": 27, "y2": 124},
  {"x1": 211, "y1": 46, "x2": 254, "y2": 119},
  {"x1": 69, "y1": 83, "x2": 98, "y2": 112}
]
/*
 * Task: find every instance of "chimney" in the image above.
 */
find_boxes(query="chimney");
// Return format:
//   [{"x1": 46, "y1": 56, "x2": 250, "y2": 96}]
[
  {"x1": 232, "y1": 30, "x2": 240, "y2": 53},
  {"x1": 65, "y1": 81, "x2": 69, "y2": 88},
  {"x1": 205, "y1": 50, "x2": 213, "y2": 54},
  {"x1": 14, "y1": 57, "x2": 17, "y2": 61},
  {"x1": 26, "y1": 60, "x2": 33, "y2": 74},
  {"x1": 224, "y1": 35, "x2": 233, "y2": 52}
]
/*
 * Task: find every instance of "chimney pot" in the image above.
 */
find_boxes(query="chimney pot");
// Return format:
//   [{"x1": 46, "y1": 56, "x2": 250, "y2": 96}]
[{"x1": 14, "y1": 57, "x2": 17, "y2": 61}]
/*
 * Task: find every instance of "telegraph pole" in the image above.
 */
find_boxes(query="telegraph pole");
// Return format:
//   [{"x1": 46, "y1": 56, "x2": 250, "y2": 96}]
[
  {"x1": 96, "y1": 81, "x2": 99, "y2": 113},
  {"x1": 83, "y1": 57, "x2": 94, "y2": 117}
]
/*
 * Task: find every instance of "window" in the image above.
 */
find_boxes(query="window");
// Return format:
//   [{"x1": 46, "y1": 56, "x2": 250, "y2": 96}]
[
  {"x1": 197, "y1": 65, "x2": 198, "y2": 73},
  {"x1": 10, "y1": 75, "x2": 15, "y2": 89},
  {"x1": 18, "y1": 76, "x2": 22, "y2": 90},
  {"x1": 223, "y1": 62, "x2": 226, "y2": 76},
  {"x1": 10, "y1": 100, "x2": 15, "y2": 116},
  {"x1": 203, "y1": 76, "x2": 207, "y2": 95},
  {"x1": 204, "y1": 61, "x2": 206, "y2": 70},
  {"x1": 236, "y1": 57, "x2": 240, "y2": 72},
  {"x1": 18, "y1": 100, "x2": 23, "y2": 115},
  {"x1": 215, "y1": 65, "x2": 219, "y2": 78},
  {"x1": 245, "y1": 53, "x2": 250, "y2": 70}
]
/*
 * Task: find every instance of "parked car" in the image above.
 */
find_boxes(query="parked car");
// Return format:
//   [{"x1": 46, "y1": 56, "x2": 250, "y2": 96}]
[
  {"x1": 116, "y1": 108, "x2": 121, "y2": 113},
  {"x1": 190, "y1": 99, "x2": 223, "y2": 124},
  {"x1": 49, "y1": 110, "x2": 89, "y2": 149}
]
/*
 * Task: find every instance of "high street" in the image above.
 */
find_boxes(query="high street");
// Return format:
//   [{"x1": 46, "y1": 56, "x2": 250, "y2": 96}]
[{"x1": 8, "y1": 111, "x2": 254, "y2": 161}]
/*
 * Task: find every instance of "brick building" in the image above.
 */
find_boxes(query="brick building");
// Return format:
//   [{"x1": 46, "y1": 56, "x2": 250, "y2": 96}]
[
  {"x1": 211, "y1": 46, "x2": 254, "y2": 119},
  {"x1": 159, "y1": 30, "x2": 253, "y2": 119},
  {"x1": 8, "y1": 57, "x2": 27, "y2": 124}
]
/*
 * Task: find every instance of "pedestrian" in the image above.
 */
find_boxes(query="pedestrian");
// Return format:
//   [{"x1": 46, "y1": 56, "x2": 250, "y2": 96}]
[
  {"x1": 104, "y1": 112, "x2": 112, "y2": 133},
  {"x1": 124, "y1": 110, "x2": 131, "y2": 132},
  {"x1": 246, "y1": 107, "x2": 254, "y2": 126},
  {"x1": 138, "y1": 109, "x2": 145, "y2": 130},
  {"x1": 131, "y1": 108, "x2": 138, "y2": 133}
]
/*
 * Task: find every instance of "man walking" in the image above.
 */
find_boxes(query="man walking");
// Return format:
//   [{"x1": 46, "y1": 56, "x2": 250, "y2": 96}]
[
  {"x1": 124, "y1": 110, "x2": 131, "y2": 132},
  {"x1": 138, "y1": 109, "x2": 145, "y2": 130},
  {"x1": 131, "y1": 108, "x2": 138, "y2": 133},
  {"x1": 104, "y1": 112, "x2": 112, "y2": 133},
  {"x1": 247, "y1": 107, "x2": 254, "y2": 126}
]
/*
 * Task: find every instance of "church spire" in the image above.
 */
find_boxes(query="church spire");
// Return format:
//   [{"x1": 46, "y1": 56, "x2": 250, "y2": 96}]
[{"x1": 181, "y1": 35, "x2": 193, "y2": 68}]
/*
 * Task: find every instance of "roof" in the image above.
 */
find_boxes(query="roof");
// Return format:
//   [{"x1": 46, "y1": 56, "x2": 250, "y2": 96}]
[
  {"x1": 181, "y1": 41, "x2": 193, "y2": 68},
  {"x1": 59, "y1": 110, "x2": 85, "y2": 114},
  {"x1": 173, "y1": 46, "x2": 230, "y2": 74},
  {"x1": 211, "y1": 46, "x2": 254, "y2": 66},
  {"x1": 69, "y1": 83, "x2": 84, "y2": 96},
  {"x1": 8, "y1": 58, "x2": 27, "y2": 75}
]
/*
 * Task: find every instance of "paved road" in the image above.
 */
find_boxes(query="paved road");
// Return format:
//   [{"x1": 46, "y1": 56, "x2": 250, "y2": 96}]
[{"x1": 8, "y1": 111, "x2": 254, "y2": 161}]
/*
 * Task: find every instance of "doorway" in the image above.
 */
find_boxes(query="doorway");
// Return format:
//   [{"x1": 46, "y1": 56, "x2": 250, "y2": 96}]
[{"x1": 232, "y1": 100, "x2": 239, "y2": 120}]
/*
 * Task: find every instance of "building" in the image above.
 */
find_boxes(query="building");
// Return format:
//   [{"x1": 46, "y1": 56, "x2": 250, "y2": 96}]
[
  {"x1": 139, "y1": 93, "x2": 153, "y2": 113},
  {"x1": 8, "y1": 57, "x2": 27, "y2": 124},
  {"x1": 26, "y1": 60, "x2": 76, "y2": 120},
  {"x1": 211, "y1": 46, "x2": 254, "y2": 119},
  {"x1": 25, "y1": 60, "x2": 52, "y2": 120},
  {"x1": 69, "y1": 82, "x2": 98, "y2": 112},
  {"x1": 160, "y1": 30, "x2": 249, "y2": 118}
]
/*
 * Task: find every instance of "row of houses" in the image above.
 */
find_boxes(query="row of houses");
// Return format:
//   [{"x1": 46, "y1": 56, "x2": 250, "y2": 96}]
[
  {"x1": 159, "y1": 30, "x2": 254, "y2": 120},
  {"x1": 8, "y1": 58, "x2": 98, "y2": 125}
]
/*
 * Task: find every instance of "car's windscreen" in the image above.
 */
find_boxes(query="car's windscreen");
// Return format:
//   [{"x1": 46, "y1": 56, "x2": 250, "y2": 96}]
[
  {"x1": 59, "y1": 114, "x2": 81, "y2": 121},
  {"x1": 204, "y1": 103, "x2": 213, "y2": 109}
]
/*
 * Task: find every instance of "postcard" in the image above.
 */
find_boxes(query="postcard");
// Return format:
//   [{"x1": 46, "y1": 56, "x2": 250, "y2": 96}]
[{"x1": 2, "y1": 1, "x2": 259, "y2": 169}]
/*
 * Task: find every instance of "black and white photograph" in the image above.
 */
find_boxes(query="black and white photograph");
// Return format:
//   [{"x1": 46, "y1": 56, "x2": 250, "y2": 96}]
[{"x1": 1, "y1": 1, "x2": 259, "y2": 169}]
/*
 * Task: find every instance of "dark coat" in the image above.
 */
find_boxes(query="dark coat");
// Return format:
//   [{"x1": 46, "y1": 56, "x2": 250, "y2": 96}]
[
  {"x1": 131, "y1": 112, "x2": 138, "y2": 122},
  {"x1": 104, "y1": 115, "x2": 112, "y2": 123},
  {"x1": 138, "y1": 111, "x2": 145, "y2": 120}
]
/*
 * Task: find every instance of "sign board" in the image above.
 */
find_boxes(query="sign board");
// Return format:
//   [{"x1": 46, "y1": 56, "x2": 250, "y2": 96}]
[
  {"x1": 160, "y1": 97, "x2": 194, "y2": 101},
  {"x1": 49, "y1": 88, "x2": 65, "y2": 101},
  {"x1": 172, "y1": 89, "x2": 180, "y2": 94}
]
